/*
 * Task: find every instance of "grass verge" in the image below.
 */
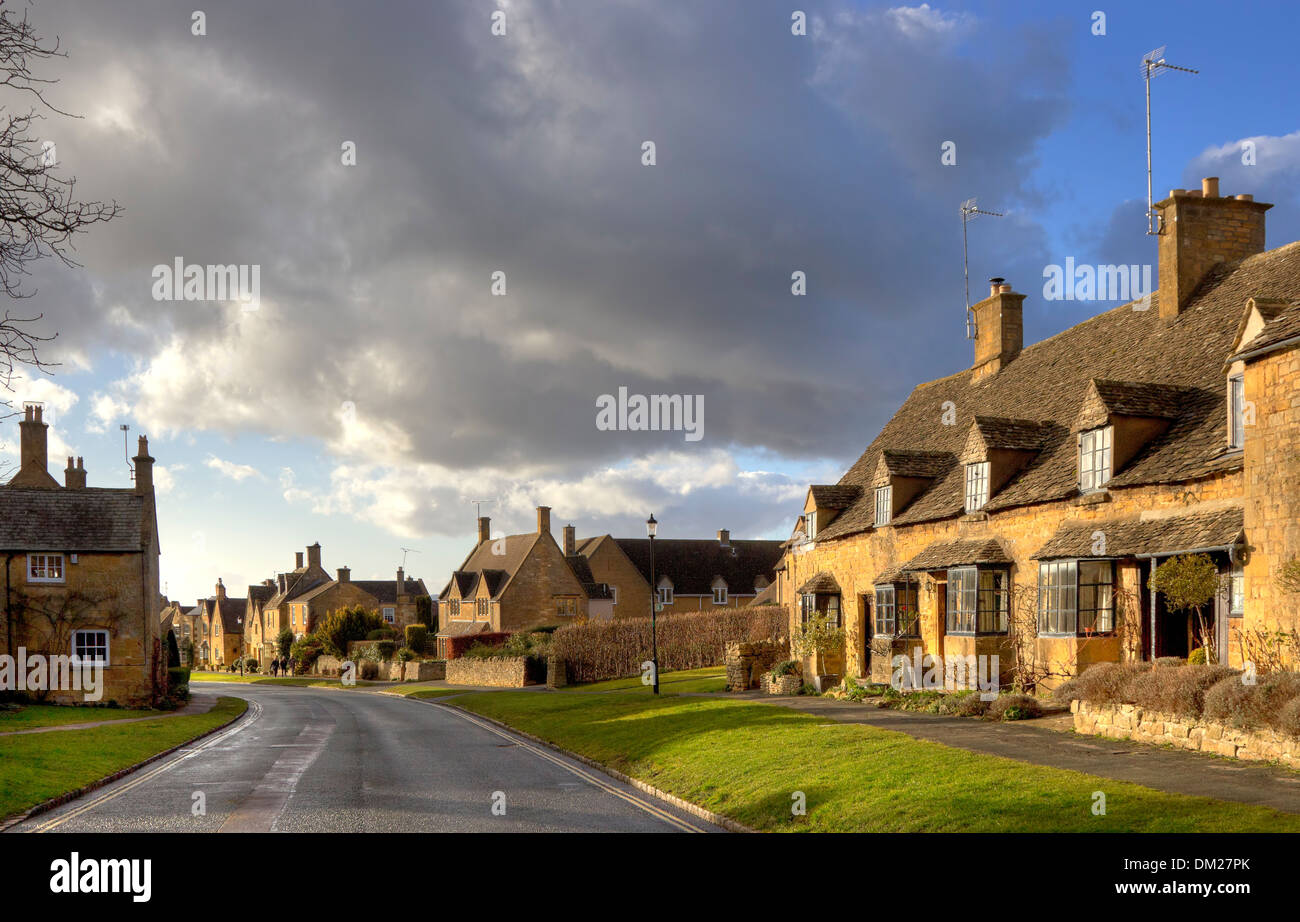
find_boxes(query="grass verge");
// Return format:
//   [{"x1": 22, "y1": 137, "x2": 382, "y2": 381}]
[
  {"x1": 455, "y1": 691, "x2": 1300, "y2": 833},
  {"x1": 0, "y1": 696, "x2": 247, "y2": 819},
  {"x1": 0, "y1": 704, "x2": 169, "y2": 732},
  {"x1": 190, "y1": 672, "x2": 387, "y2": 688},
  {"x1": 560, "y1": 666, "x2": 726, "y2": 695}
]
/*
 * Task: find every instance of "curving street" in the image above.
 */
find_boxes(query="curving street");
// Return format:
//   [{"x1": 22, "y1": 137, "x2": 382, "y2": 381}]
[{"x1": 14, "y1": 683, "x2": 720, "y2": 834}]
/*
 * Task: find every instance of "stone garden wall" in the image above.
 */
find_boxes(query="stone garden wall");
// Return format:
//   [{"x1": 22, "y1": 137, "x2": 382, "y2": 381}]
[
  {"x1": 726, "y1": 640, "x2": 787, "y2": 691},
  {"x1": 445, "y1": 656, "x2": 530, "y2": 687},
  {"x1": 1072, "y1": 699, "x2": 1300, "y2": 766}
]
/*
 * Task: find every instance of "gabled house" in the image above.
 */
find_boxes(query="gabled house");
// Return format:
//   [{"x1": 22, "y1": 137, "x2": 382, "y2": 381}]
[
  {"x1": 193, "y1": 579, "x2": 244, "y2": 667},
  {"x1": 572, "y1": 527, "x2": 783, "y2": 619},
  {"x1": 0, "y1": 406, "x2": 162, "y2": 705},
  {"x1": 780, "y1": 178, "x2": 1300, "y2": 686},
  {"x1": 437, "y1": 506, "x2": 605, "y2": 656}
]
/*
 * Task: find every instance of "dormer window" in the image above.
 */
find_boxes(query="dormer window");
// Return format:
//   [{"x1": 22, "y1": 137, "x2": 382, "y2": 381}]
[
  {"x1": 1228, "y1": 374, "x2": 1246, "y2": 450},
  {"x1": 964, "y1": 462, "x2": 990, "y2": 512},
  {"x1": 805, "y1": 511, "x2": 817, "y2": 541},
  {"x1": 874, "y1": 486, "x2": 892, "y2": 526},
  {"x1": 1078, "y1": 426, "x2": 1112, "y2": 492},
  {"x1": 712, "y1": 583, "x2": 728, "y2": 605},
  {"x1": 657, "y1": 578, "x2": 674, "y2": 606}
]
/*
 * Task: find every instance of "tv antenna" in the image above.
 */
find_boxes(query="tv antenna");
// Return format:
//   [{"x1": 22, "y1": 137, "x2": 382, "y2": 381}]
[
  {"x1": 469, "y1": 499, "x2": 494, "y2": 527},
  {"x1": 120, "y1": 424, "x2": 134, "y2": 480},
  {"x1": 1142, "y1": 45, "x2": 1198, "y2": 235},
  {"x1": 399, "y1": 547, "x2": 419, "y2": 567},
  {"x1": 960, "y1": 198, "x2": 1004, "y2": 338}
]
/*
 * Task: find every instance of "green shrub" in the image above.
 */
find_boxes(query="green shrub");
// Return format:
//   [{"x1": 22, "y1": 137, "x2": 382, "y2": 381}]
[
  {"x1": 276, "y1": 628, "x2": 294, "y2": 660},
  {"x1": 317, "y1": 606, "x2": 385, "y2": 657},
  {"x1": 360, "y1": 660, "x2": 379, "y2": 681},
  {"x1": 939, "y1": 690, "x2": 991, "y2": 717},
  {"x1": 290, "y1": 635, "x2": 325, "y2": 674},
  {"x1": 167, "y1": 666, "x2": 191, "y2": 690},
  {"x1": 895, "y1": 690, "x2": 945, "y2": 713},
  {"x1": 1277, "y1": 696, "x2": 1300, "y2": 737},
  {"x1": 987, "y1": 693, "x2": 1043, "y2": 721},
  {"x1": 1187, "y1": 647, "x2": 1208, "y2": 666},
  {"x1": 799, "y1": 683, "x2": 818, "y2": 696},
  {"x1": 396, "y1": 646, "x2": 416, "y2": 662},
  {"x1": 1051, "y1": 678, "x2": 1079, "y2": 704},
  {"x1": 166, "y1": 629, "x2": 181, "y2": 668},
  {"x1": 772, "y1": 659, "x2": 800, "y2": 677},
  {"x1": 404, "y1": 624, "x2": 428, "y2": 654},
  {"x1": 375, "y1": 640, "x2": 397, "y2": 661},
  {"x1": 367, "y1": 627, "x2": 398, "y2": 641}
]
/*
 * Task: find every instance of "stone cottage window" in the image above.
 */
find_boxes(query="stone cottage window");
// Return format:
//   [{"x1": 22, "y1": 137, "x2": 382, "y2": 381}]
[
  {"x1": 964, "y1": 462, "x2": 990, "y2": 512},
  {"x1": 657, "y1": 579, "x2": 674, "y2": 606},
  {"x1": 946, "y1": 567, "x2": 1008, "y2": 635},
  {"x1": 1230, "y1": 562, "x2": 1245, "y2": 616},
  {"x1": 1038, "y1": 560, "x2": 1114, "y2": 635},
  {"x1": 801, "y1": 592, "x2": 840, "y2": 628},
  {"x1": 874, "y1": 582, "x2": 918, "y2": 636},
  {"x1": 27, "y1": 553, "x2": 64, "y2": 583},
  {"x1": 72, "y1": 629, "x2": 109, "y2": 663},
  {"x1": 712, "y1": 580, "x2": 728, "y2": 605},
  {"x1": 1078, "y1": 426, "x2": 1112, "y2": 492},
  {"x1": 1228, "y1": 375, "x2": 1246, "y2": 450},
  {"x1": 874, "y1": 486, "x2": 892, "y2": 526},
  {"x1": 804, "y1": 511, "x2": 817, "y2": 541}
]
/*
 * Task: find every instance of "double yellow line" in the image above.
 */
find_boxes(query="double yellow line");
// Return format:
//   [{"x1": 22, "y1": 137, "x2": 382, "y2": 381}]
[
  {"x1": 27, "y1": 699, "x2": 263, "y2": 833},
  {"x1": 433, "y1": 703, "x2": 708, "y2": 833}
]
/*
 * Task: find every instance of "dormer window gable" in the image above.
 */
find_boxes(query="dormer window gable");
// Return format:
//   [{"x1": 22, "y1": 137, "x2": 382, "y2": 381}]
[
  {"x1": 871, "y1": 450, "x2": 953, "y2": 525},
  {"x1": 1072, "y1": 379, "x2": 1185, "y2": 490},
  {"x1": 1225, "y1": 298, "x2": 1299, "y2": 450},
  {"x1": 958, "y1": 416, "x2": 1048, "y2": 512},
  {"x1": 803, "y1": 485, "x2": 863, "y2": 541}
]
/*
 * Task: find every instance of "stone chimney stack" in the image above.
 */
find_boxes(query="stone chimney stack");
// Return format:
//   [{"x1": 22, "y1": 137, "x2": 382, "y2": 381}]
[
  {"x1": 133, "y1": 436, "x2": 154, "y2": 496},
  {"x1": 1155, "y1": 178, "x2": 1271, "y2": 319},
  {"x1": 537, "y1": 505, "x2": 551, "y2": 535},
  {"x1": 10, "y1": 404, "x2": 59, "y2": 488},
  {"x1": 971, "y1": 278, "x2": 1024, "y2": 382},
  {"x1": 396, "y1": 566, "x2": 405, "y2": 599},
  {"x1": 477, "y1": 516, "x2": 491, "y2": 544},
  {"x1": 295, "y1": 551, "x2": 304, "y2": 569},
  {"x1": 563, "y1": 524, "x2": 576, "y2": 556},
  {"x1": 307, "y1": 542, "x2": 322, "y2": 570},
  {"x1": 718, "y1": 528, "x2": 731, "y2": 547},
  {"x1": 215, "y1": 578, "x2": 227, "y2": 600},
  {"x1": 278, "y1": 574, "x2": 287, "y2": 594},
  {"x1": 64, "y1": 456, "x2": 87, "y2": 489},
  {"x1": 337, "y1": 566, "x2": 350, "y2": 583}
]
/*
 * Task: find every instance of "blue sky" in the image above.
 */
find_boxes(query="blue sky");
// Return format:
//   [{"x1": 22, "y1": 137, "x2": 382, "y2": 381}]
[{"x1": 2, "y1": 1, "x2": 1296, "y2": 605}]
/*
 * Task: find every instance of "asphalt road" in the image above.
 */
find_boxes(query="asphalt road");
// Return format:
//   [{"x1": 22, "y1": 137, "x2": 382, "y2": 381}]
[{"x1": 15, "y1": 683, "x2": 720, "y2": 833}]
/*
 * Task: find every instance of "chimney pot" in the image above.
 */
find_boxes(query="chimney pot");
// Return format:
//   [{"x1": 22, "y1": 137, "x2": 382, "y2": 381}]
[
  {"x1": 1202, "y1": 176, "x2": 1220, "y2": 198},
  {"x1": 988, "y1": 277, "x2": 1005, "y2": 297},
  {"x1": 1236, "y1": 193, "x2": 1254, "y2": 202}
]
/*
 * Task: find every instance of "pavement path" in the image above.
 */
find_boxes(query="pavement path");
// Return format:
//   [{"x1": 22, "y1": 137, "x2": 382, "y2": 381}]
[
  {"x1": 0, "y1": 694, "x2": 220, "y2": 736},
  {"x1": 12, "y1": 682, "x2": 721, "y2": 833},
  {"x1": 735, "y1": 692, "x2": 1300, "y2": 814}
]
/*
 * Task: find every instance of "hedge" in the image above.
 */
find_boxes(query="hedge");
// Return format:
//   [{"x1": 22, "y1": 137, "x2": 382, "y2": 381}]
[
  {"x1": 445, "y1": 632, "x2": 510, "y2": 660},
  {"x1": 552, "y1": 605, "x2": 787, "y2": 685}
]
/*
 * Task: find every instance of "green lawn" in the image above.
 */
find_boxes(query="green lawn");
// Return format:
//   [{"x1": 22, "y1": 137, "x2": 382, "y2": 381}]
[
  {"x1": 0, "y1": 696, "x2": 248, "y2": 819},
  {"x1": 561, "y1": 666, "x2": 727, "y2": 695},
  {"x1": 0, "y1": 704, "x2": 169, "y2": 732},
  {"x1": 455, "y1": 691, "x2": 1300, "y2": 833},
  {"x1": 386, "y1": 686, "x2": 470, "y2": 699}
]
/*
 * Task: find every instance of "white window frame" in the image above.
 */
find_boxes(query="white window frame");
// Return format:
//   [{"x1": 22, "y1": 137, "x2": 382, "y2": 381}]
[
  {"x1": 1230, "y1": 562, "x2": 1245, "y2": 616},
  {"x1": 609, "y1": 585, "x2": 618, "y2": 605},
  {"x1": 712, "y1": 585, "x2": 728, "y2": 605},
  {"x1": 72, "y1": 628, "x2": 109, "y2": 664},
  {"x1": 27, "y1": 553, "x2": 65, "y2": 584},
  {"x1": 1078, "y1": 426, "x2": 1113, "y2": 492},
  {"x1": 805, "y1": 511, "x2": 817, "y2": 541},
  {"x1": 382, "y1": 606, "x2": 396, "y2": 624},
  {"x1": 964, "y1": 461, "x2": 990, "y2": 513},
  {"x1": 657, "y1": 583, "x2": 674, "y2": 606},
  {"x1": 1228, "y1": 375, "x2": 1246, "y2": 450},
  {"x1": 874, "y1": 485, "x2": 892, "y2": 526}
]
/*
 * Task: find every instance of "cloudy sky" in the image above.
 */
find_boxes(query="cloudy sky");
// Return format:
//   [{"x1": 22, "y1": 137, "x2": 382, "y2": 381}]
[{"x1": 2, "y1": 0, "x2": 1298, "y2": 604}]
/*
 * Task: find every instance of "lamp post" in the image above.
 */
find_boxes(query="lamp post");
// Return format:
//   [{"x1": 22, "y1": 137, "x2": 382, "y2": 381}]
[
  {"x1": 647, "y1": 514, "x2": 659, "y2": 695},
  {"x1": 237, "y1": 617, "x2": 244, "y2": 676}
]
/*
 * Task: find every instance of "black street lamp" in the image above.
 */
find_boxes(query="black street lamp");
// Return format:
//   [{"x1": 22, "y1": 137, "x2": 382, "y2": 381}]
[
  {"x1": 237, "y1": 617, "x2": 244, "y2": 676},
  {"x1": 647, "y1": 514, "x2": 659, "y2": 695}
]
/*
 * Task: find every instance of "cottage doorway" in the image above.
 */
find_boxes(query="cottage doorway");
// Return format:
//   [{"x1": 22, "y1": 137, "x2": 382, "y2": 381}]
[
  {"x1": 1153, "y1": 593, "x2": 1190, "y2": 660},
  {"x1": 860, "y1": 594, "x2": 873, "y2": 679}
]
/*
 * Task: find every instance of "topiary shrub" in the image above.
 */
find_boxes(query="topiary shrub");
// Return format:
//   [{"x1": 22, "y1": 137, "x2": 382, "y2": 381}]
[
  {"x1": 772, "y1": 659, "x2": 800, "y2": 677},
  {"x1": 987, "y1": 693, "x2": 1043, "y2": 721},
  {"x1": 1127, "y1": 664, "x2": 1238, "y2": 719},
  {"x1": 1277, "y1": 696, "x2": 1300, "y2": 738},
  {"x1": 1187, "y1": 647, "x2": 1207, "y2": 666},
  {"x1": 360, "y1": 660, "x2": 380, "y2": 681},
  {"x1": 1051, "y1": 678, "x2": 1079, "y2": 704},
  {"x1": 404, "y1": 624, "x2": 428, "y2": 654}
]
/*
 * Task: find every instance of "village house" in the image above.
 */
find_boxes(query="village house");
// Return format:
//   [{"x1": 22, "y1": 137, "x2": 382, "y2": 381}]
[
  {"x1": 572, "y1": 527, "x2": 782, "y2": 619},
  {"x1": 192, "y1": 579, "x2": 245, "y2": 668},
  {"x1": 0, "y1": 406, "x2": 162, "y2": 705},
  {"x1": 159, "y1": 599, "x2": 200, "y2": 665},
  {"x1": 437, "y1": 506, "x2": 611, "y2": 657},
  {"x1": 776, "y1": 178, "x2": 1300, "y2": 688}
]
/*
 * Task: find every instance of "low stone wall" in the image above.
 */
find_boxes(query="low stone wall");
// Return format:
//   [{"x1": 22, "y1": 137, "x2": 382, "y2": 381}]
[
  {"x1": 404, "y1": 660, "x2": 446, "y2": 682},
  {"x1": 445, "y1": 656, "x2": 530, "y2": 688},
  {"x1": 1072, "y1": 700, "x2": 1300, "y2": 766},
  {"x1": 726, "y1": 640, "x2": 787, "y2": 691},
  {"x1": 547, "y1": 655, "x2": 568, "y2": 688},
  {"x1": 761, "y1": 673, "x2": 802, "y2": 696},
  {"x1": 312, "y1": 655, "x2": 343, "y2": 677}
]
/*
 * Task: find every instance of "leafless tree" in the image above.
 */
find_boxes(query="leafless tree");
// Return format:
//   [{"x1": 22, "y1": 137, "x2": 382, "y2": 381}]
[{"x1": 0, "y1": 2, "x2": 121, "y2": 438}]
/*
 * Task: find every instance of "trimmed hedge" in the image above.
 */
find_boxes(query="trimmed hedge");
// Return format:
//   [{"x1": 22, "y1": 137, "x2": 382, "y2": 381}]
[
  {"x1": 445, "y1": 632, "x2": 510, "y2": 660},
  {"x1": 552, "y1": 605, "x2": 787, "y2": 685}
]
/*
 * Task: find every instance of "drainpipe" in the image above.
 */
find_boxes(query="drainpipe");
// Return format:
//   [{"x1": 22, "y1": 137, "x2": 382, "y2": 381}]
[{"x1": 4, "y1": 552, "x2": 13, "y2": 656}]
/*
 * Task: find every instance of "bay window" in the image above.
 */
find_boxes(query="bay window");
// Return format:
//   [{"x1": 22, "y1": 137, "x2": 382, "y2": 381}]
[{"x1": 874, "y1": 582, "x2": 919, "y2": 636}]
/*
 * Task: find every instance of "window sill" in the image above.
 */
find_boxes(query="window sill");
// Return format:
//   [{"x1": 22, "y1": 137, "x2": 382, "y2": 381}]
[
  {"x1": 1073, "y1": 490, "x2": 1112, "y2": 506},
  {"x1": 962, "y1": 510, "x2": 989, "y2": 521}
]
